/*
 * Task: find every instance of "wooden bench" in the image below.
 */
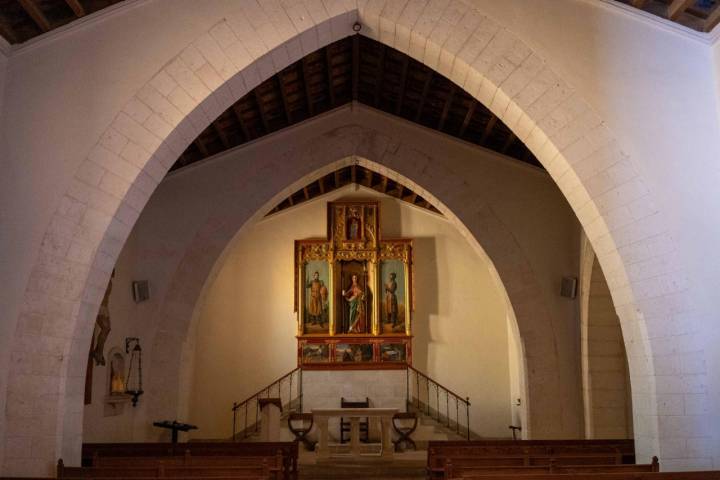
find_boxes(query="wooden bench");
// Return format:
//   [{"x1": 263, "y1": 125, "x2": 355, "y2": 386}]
[
  {"x1": 57, "y1": 459, "x2": 271, "y2": 479},
  {"x1": 444, "y1": 457, "x2": 659, "y2": 479},
  {"x1": 82, "y1": 442, "x2": 298, "y2": 479},
  {"x1": 427, "y1": 440, "x2": 637, "y2": 479},
  {"x1": 455, "y1": 473, "x2": 720, "y2": 480}
]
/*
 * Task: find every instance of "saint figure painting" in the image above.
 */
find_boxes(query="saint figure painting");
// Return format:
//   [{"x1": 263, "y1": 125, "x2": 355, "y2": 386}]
[
  {"x1": 342, "y1": 274, "x2": 366, "y2": 333},
  {"x1": 380, "y1": 259, "x2": 406, "y2": 333},
  {"x1": 304, "y1": 260, "x2": 329, "y2": 333}
]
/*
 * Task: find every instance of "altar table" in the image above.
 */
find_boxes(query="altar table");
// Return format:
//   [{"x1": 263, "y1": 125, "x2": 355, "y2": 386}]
[{"x1": 311, "y1": 407, "x2": 398, "y2": 459}]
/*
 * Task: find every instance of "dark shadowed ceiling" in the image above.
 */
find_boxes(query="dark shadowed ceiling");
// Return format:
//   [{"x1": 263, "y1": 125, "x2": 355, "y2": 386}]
[{"x1": 173, "y1": 34, "x2": 542, "y2": 174}]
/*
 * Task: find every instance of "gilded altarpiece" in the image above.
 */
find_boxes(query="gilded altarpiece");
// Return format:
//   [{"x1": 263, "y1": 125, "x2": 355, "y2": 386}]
[{"x1": 295, "y1": 201, "x2": 413, "y2": 369}]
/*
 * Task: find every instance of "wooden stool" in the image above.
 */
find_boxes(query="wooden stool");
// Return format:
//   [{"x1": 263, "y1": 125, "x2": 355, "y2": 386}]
[
  {"x1": 392, "y1": 412, "x2": 418, "y2": 452},
  {"x1": 288, "y1": 413, "x2": 316, "y2": 451}
]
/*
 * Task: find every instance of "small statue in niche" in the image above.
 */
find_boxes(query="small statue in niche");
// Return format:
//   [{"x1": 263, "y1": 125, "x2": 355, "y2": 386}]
[
  {"x1": 346, "y1": 207, "x2": 362, "y2": 240},
  {"x1": 90, "y1": 270, "x2": 114, "y2": 366},
  {"x1": 109, "y1": 352, "x2": 125, "y2": 395}
]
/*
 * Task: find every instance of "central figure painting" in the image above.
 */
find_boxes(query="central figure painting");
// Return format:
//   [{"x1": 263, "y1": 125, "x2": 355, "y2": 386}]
[{"x1": 295, "y1": 201, "x2": 413, "y2": 369}]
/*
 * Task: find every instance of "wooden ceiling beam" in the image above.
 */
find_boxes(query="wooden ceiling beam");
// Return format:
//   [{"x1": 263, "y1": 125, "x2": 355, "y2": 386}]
[
  {"x1": 459, "y1": 100, "x2": 477, "y2": 137},
  {"x1": 254, "y1": 90, "x2": 270, "y2": 134},
  {"x1": 501, "y1": 132, "x2": 516, "y2": 154},
  {"x1": 374, "y1": 45, "x2": 386, "y2": 107},
  {"x1": 300, "y1": 58, "x2": 314, "y2": 116},
  {"x1": 325, "y1": 47, "x2": 336, "y2": 107},
  {"x1": 334, "y1": 170, "x2": 341, "y2": 188},
  {"x1": 380, "y1": 176, "x2": 389, "y2": 193},
  {"x1": 395, "y1": 56, "x2": 410, "y2": 115},
  {"x1": 415, "y1": 71, "x2": 434, "y2": 122},
  {"x1": 19, "y1": 0, "x2": 51, "y2": 32},
  {"x1": 318, "y1": 176, "x2": 326, "y2": 194},
  {"x1": 363, "y1": 168, "x2": 373, "y2": 187},
  {"x1": 194, "y1": 138, "x2": 210, "y2": 157},
  {"x1": 705, "y1": 4, "x2": 720, "y2": 31},
  {"x1": 0, "y1": 19, "x2": 18, "y2": 44},
  {"x1": 438, "y1": 86, "x2": 456, "y2": 131},
  {"x1": 352, "y1": 34, "x2": 360, "y2": 101},
  {"x1": 303, "y1": 186, "x2": 310, "y2": 201},
  {"x1": 287, "y1": 194, "x2": 295, "y2": 206},
  {"x1": 668, "y1": 0, "x2": 695, "y2": 19},
  {"x1": 351, "y1": 165, "x2": 357, "y2": 184},
  {"x1": 212, "y1": 122, "x2": 230, "y2": 149},
  {"x1": 65, "y1": 0, "x2": 86, "y2": 17},
  {"x1": 479, "y1": 115, "x2": 497, "y2": 144},
  {"x1": 231, "y1": 104, "x2": 251, "y2": 141},
  {"x1": 277, "y1": 74, "x2": 292, "y2": 125},
  {"x1": 630, "y1": 0, "x2": 648, "y2": 8}
]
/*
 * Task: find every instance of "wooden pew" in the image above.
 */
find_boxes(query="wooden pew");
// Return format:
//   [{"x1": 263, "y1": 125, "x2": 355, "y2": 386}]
[
  {"x1": 82, "y1": 442, "x2": 298, "y2": 479},
  {"x1": 427, "y1": 440, "x2": 636, "y2": 478},
  {"x1": 445, "y1": 457, "x2": 659, "y2": 478},
  {"x1": 455, "y1": 473, "x2": 720, "y2": 480},
  {"x1": 57, "y1": 459, "x2": 271, "y2": 479}
]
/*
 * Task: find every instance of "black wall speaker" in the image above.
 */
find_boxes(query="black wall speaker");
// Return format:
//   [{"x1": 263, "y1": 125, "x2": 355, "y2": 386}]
[
  {"x1": 560, "y1": 276, "x2": 577, "y2": 299},
  {"x1": 132, "y1": 280, "x2": 150, "y2": 303}
]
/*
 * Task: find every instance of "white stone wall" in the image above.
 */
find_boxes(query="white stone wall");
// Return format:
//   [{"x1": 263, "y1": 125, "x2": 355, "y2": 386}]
[
  {"x1": 583, "y1": 256, "x2": 633, "y2": 439},
  {"x1": 1, "y1": 0, "x2": 719, "y2": 473}
]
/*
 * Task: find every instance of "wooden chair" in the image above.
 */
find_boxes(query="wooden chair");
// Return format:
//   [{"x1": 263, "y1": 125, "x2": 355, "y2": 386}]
[{"x1": 340, "y1": 397, "x2": 369, "y2": 444}]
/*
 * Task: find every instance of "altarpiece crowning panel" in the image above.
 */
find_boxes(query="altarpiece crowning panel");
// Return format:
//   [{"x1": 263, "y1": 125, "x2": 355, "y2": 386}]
[{"x1": 295, "y1": 201, "x2": 413, "y2": 369}]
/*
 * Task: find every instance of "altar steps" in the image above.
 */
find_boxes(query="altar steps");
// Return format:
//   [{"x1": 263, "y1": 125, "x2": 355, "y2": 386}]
[{"x1": 298, "y1": 455, "x2": 426, "y2": 479}]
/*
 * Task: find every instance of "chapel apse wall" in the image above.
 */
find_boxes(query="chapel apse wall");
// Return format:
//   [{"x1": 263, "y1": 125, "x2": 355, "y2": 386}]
[
  {"x1": 185, "y1": 186, "x2": 517, "y2": 440},
  {"x1": 80, "y1": 107, "x2": 582, "y2": 445}
]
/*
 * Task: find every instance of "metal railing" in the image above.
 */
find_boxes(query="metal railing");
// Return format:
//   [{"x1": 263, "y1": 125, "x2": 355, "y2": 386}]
[
  {"x1": 406, "y1": 365, "x2": 471, "y2": 440},
  {"x1": 231, "y1": 367, "x2": 302, "y2": 440}
]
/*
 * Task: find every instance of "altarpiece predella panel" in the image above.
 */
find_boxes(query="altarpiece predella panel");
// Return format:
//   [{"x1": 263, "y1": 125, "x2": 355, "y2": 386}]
[{"x1": 295, "y1": 201, "x2": 413, "y2": 369}]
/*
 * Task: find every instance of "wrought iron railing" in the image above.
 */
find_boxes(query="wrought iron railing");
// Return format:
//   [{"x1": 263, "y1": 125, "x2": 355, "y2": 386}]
[
  {"x1": 406, "y1": 365, "x2": 471, "y2": 440},
  {"x1": 231, "y1": 367, "x2": 302, "y2": 440}
]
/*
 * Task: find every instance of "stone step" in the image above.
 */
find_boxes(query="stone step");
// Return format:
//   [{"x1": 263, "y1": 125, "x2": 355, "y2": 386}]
[{"x1": 299, "y1": 462, "x2": 425, "y2": 479}]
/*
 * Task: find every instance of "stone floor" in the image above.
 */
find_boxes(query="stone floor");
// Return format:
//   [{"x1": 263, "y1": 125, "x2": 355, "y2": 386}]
[{"x1": 298, "y1": 449, "x2": 427, "y2": 479}]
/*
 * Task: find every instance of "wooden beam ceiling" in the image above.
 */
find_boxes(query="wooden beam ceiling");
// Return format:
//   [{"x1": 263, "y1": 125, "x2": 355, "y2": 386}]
[
  {"x1": 0, "y1": 0, "x2": 126, "y2": 44},
  {"x1": 618, "y1": 0, "x2": 720, "y2": 32},
  {"x1": 267, "y1": 165, "x2": 442, "y2": 216},
  {"x1": 171, "y1": 34, "x2": 543, "y2": 173}
]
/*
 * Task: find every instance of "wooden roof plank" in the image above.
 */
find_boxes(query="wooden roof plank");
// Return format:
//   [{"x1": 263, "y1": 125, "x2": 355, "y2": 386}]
[
  {"x1": 301, "y1": 57, "x2": 314, "y2": 116},
  {"x1": 374, "y1": 44, "x2": 386, "y2": 107},
  {"x1": 18, "y1": 0, "x2": 51, "y2": 32},
  {"x1": 705, "y1": 4, "x2": 720, "y2": 31},
  {"x1": 254, "y1": 90, "x2": 270, "y2": 134},
  {"x1": 65, "y1": 0, "x2": 86, "y2": 17},
  {"x1": 668, "y1": 0, "x2": 695, "y2": 19},
  {"x1": 459, "y1": 100, "x2": 477, "y2": 138},
  {"x1": 232, "y1": 105, "x2": 251, "y2": 141},
  {"x1": 414, "y1": 71, "x2": 434, "y2": 122},
  {"x1": 395, "y1": 56, "x2": 410, "y2": 115},
  {"x1": 277, "y1": 74, "x2": 293, "y2": 125},
  {"x1": 438, "y1": 86, "x2": 456, "y2": 131},
  {"x1": 326, "y1": 46, "x2": 336, "y2": 107},
  {"x1": 480, "y1": 115, "x2": 498, "y2": 144}
]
